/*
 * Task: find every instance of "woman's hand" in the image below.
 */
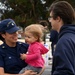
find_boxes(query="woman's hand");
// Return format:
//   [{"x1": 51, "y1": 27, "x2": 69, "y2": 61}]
[{"x1": 22, "y1": 70, "x2": 37, "y2": 75}]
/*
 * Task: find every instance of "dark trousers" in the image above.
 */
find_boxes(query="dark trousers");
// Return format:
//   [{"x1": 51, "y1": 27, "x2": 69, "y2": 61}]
[{"x1": 51, "y1": 43, "x2": 55, "y2": 56}]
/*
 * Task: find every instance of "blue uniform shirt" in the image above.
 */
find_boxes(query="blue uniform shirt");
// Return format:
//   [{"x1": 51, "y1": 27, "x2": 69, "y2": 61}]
[{"x1": 0, "y1": 42, "x2": 29, "y2": 74}]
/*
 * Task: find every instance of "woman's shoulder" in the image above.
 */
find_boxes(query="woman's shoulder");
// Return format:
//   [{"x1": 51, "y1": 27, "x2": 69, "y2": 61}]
[
  {"x1": 17, "y1": 41, "x2": 29, "y2": 48},
  {"x1": 0, "y1": 42, "x2": 29, "y2": 50},
  {"x1": 0, "y1": 43, "x2": 5, "y2": 48},
  {"x1": 0, "y1": 43, "x2": 6, "y2": 54}
]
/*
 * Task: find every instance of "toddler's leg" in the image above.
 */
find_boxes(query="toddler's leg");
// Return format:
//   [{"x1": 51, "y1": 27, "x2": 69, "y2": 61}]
[{"x1": 19, "y1": 68, "x2": 26, "y2": 74}]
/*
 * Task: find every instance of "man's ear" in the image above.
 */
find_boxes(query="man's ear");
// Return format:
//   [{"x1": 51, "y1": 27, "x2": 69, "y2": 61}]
[{"x1": 56, "y1": 16, "x2": 61, "y2": 22}]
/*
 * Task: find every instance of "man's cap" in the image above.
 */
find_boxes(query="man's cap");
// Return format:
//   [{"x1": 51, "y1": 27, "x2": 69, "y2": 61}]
[{"x1": 0, "y1": 19, "x2": 20, "y2": 33}]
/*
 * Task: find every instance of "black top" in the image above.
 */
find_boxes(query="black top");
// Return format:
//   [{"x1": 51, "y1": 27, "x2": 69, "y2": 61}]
[{"x1": 50, "y1": 30, "x2": 58, "y2": 44}]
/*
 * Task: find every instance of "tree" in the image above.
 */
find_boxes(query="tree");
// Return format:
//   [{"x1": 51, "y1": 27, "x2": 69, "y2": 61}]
[
  {"x1": 1, "y1": 0, "x2": 75, "y2": 29},
  {"x1": 1, "y1": 0, "x2": 49, "y2": 29}
]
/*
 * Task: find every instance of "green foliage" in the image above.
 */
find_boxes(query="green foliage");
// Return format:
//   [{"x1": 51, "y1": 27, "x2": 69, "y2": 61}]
[{"x1": 1, "y1": 0, "x2": 75, "y2": 29}]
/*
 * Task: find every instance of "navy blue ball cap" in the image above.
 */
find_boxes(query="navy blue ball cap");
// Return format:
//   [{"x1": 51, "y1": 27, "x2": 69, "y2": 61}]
[{"x1": 0, "y1": 19, "x2": 20, "y2": 33}]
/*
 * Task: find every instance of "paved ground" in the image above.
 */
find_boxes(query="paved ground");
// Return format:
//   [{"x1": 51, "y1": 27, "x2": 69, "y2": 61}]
[{"x1": 42, "y1": 62, "x2": 52, "y2": 75}]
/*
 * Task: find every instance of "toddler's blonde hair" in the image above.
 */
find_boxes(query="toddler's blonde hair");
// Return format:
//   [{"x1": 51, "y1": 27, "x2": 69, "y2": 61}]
[{"x1": 24, "y1": 24, "x2": 43, "y2": 42}]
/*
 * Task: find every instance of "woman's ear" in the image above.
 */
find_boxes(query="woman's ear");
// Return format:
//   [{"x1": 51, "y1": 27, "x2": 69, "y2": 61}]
[{"x1": 1, "y1": 34, "x2": 5, "y2": 39}]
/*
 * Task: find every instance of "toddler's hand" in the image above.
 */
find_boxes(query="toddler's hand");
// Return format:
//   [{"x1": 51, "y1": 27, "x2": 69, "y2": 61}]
[{"x1": 20, "y1": 53, "x2": 27, "y2": 60}]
